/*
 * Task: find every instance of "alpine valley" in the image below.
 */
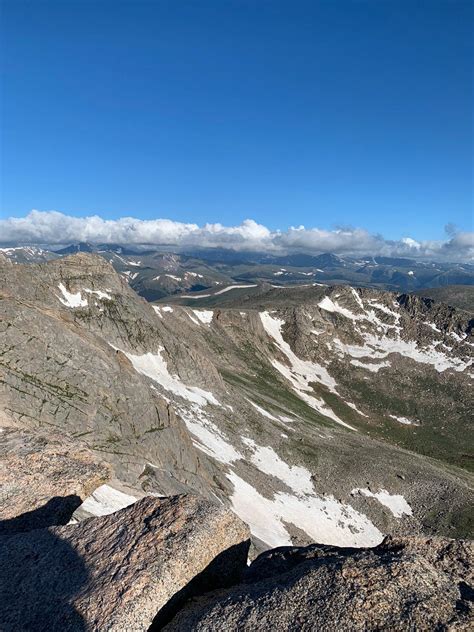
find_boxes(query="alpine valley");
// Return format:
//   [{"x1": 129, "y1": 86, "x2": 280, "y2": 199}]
[{"x1": 0, "y1": 248, "x2": 472, "y2": 630}]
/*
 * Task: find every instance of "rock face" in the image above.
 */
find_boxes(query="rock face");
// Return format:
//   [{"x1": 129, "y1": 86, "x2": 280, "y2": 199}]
[
  {"x1": 0, "y1": 495, "x2": 250, "y2": 632},
  {"x1": 0, "y1": 253, "x2": 216, "y2": 497},
  {"x1": 0, "y1": 426, "x2": 112, "y2": 533},
  {"x1": 165, "y1": 535, "x2": 474, "y2": 631}
]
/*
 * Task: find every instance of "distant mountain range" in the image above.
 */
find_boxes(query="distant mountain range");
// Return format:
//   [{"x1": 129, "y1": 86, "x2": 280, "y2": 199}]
[{"x1": 1, "y1": 244, "x2": 473, "y2": 307}]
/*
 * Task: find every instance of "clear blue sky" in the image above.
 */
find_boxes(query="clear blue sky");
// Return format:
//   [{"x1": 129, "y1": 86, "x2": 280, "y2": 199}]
[{"x1": 1, "y1": 0, "x2": 472, "y2": 240}]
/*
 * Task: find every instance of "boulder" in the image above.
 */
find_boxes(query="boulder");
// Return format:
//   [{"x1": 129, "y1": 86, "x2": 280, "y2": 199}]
[
  {"x1": 0, "y1": 426, "x2": 112, "y2": 533},
  {"x1": 165, "y1": 535, "x2": 473, "y2": 631},
  {"x1": 0, "y1": 494, "x2": 250, "y2": 631}
]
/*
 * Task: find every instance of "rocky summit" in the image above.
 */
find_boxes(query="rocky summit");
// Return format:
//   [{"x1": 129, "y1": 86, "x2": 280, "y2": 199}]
[
  {"x1": 0, "y1": 252, "x2": 472, "y2": 630},
  {"x1": 165, "y1": 535, "x2": 474, "y2": 631}
]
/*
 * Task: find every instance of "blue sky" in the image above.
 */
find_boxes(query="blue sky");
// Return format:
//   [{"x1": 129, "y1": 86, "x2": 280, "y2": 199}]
[{"x1": 1, "y1": 0, "x2": 472, "y2": 243}]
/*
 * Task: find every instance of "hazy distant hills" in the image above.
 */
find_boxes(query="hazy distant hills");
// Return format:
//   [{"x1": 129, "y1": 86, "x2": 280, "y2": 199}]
[{"x1": 1, "y1": 243, "x2": 473, "y2": 303}]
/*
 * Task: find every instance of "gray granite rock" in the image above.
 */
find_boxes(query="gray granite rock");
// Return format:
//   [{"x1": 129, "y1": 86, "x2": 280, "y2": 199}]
[
  {"x1": 165, "y1": 535, "x2": 474, "y2": 631},
  {"x1": 0, "y1": 426, "x2": 112, "y2": 533},
  {"x1": 0, "y1": 494, "x2": 250, "y2": 632}
]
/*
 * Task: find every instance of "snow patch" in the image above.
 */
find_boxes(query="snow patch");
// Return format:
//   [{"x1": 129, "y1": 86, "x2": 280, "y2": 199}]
[
  {"x1": 259, "y1": 311, "x2": 355, "y2": 430},
  {"x1": 346, "y1": 401, "x2": 369, "y2": 417},
  {"x1": 193, "y1": 310, "x2": 214, "y2": 325},
  {"x1": 117, "y1": 347, "x2": 220, "y2": 406},
  {"x1": 243, "y1": 438, "x2": 313, "y2": 495},
  {"x1": 389, "y1": 414, "x2": 418, "y2": 426},
  {"x1": 227, "y1": 472, "x2": 384, "y2": 549},
  {"x1": 352, "y1": 488, "x2": 412, "y2": 518},
  {"x1": 350, "y1": 359, "x2": 391, "y2": 373},
  {"x1": 74, "y1": 484, "x2": 137, "y2": 518},
  {"x1": 57, "y1": 283, "x2": 88, "y2": 308},
  {"x1": 247, "y1": 399, "x2": 281, "y2": 423},
  {"x1": 178, "y1": 405, "x2": 241, "y2": 464},
  {"x1": 214, "y1": 284, "x2": 258, "y2": 295},
  {"x1": 84, "y1": 288, "x2": 112, "y2": 301}
]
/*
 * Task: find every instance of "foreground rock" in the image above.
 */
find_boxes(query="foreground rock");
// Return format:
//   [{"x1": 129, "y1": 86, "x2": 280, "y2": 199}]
[
  {"x1": 0, "y1": 495, "x2": 250, "y2": 631},
  {"x1": 165, "y1": 535, "x2": 473, "y2": 631},
  {"x1": 0, "y1": 426, "x2": 112, "y2": 533}
]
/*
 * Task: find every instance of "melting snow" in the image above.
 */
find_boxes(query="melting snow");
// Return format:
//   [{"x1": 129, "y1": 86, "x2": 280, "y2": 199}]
[
  {"x1": 243, "y1": 438, "x2": 314, "y2": 495},
  {"x1": 74, "y1": 484, "x2": 137, "y2": 518},
  {"x1": 389, "y1": 414, "x2": 418, "y2": 426},
  {"x1": 350, "y1": 359, "x2": 391, "y2": 373},
  {"x1": 424, "y1": 321, "x2": 441, "y2": 333},
  {"x1": 214, "y1": 284, "x2": 258, "y2": 295},
  {"x1": 118, "y1": 347, "x2": 220, "y2": 406},
  {"x1": 352, "y1": 488, "x2": 412, "y2": 518},
  {"x1": 152, "y1": 305, "x2": 173, "y2": 317},
  {"x1": 350, "y1": 288, "x2": 364, "y2": 309},
  {"x1": 122, "y1": 271, "x2": 139, "y2": 281},
  {"x1": 84, "y1": 288, "x2": 112, "y2": 300},
  {"x1": 193, "y1": 310, "x2": 214, "y2": 325},
  {"x1": 259, "y1": 311, "x2": 355, "y2": 430},
  {"x1": 318, "y1": 296, "x2": 362, "y2": 321},
  {"x1": 346, "y1": 401, "x2": 369, "y2": 417},
  {"x1": 335, "y1": 329, "x2": 471, "y2": 374},
  {"x1": 227, "y1": 472, "x2": 384, "y2": 549},
  {"x1": 247, "y1": 400, "x2": 281, "y2": 423},
  {"x1": 177, "y1": 405, "x2": 242, "y2": 464},
  {"x1": 185, "y1": 310, "x2": 201, "y2": 325},
  {"x1": 57, "y1": 283, "x2": 88, "y2": 308}
]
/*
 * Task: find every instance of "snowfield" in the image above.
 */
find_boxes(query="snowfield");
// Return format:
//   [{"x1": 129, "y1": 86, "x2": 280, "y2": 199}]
[
  {"x1": 117, "y1": 346, "x2": 220, "y2": 406},
  {"x1": 227, "y1": 471, "x2": 384, "y2": 549},
  {"x1": 259, "y1": 311, "x2": 355, "y2": 430}
]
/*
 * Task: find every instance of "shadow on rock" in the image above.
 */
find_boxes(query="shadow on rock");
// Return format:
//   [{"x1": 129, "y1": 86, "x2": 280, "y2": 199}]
[
  {"x1": 149, "y1": 540, "x2": 250, "y2": 631},
  {"x1": 0, "y1": 494, "x2": 83, "y2": 535},
  {"x1": 0, "y1": 497, "x2": 88, "y2": 631}
]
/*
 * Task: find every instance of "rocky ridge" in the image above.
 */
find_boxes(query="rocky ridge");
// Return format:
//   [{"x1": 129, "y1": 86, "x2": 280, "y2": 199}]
[
  {"x1": 0, "y1": 426, "x2": 112, "y2": 534},
  {"x1": 0, "y1": 434, "x2": 471, "y2": 631},
  {"x1": 165, "y1": 535, "x2": 474, "y2": 631}
]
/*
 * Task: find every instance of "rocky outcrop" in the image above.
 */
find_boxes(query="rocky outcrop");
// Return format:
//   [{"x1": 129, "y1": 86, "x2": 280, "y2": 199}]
[
  {"x1": 0, "y1": 426, "x2": 112, "y2": 533},
  {"x1": 0, "y1": 495, "x2": 250, "y2": 632},
  {"x1": 165, "y1": 535, "x2": 473, "y2": 631},
  {"x1": 0, "y1": 254, "x2": 217, "y2": 497}
]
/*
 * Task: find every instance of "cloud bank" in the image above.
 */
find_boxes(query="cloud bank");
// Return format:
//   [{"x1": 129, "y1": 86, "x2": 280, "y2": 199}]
[{"x1": 0, "y1": 210, "x2": 472, "y2": 260}]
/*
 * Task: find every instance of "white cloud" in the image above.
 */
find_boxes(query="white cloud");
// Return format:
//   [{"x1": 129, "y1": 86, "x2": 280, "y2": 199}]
[{"x1": 0, "y1": 210, "x2": 472, "y2": 260}]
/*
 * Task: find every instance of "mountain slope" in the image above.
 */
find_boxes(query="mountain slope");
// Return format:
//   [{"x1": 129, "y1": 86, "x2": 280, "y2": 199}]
[
  {"x1": 414, "y1": 285, "x2": 474, "y2": 313},
  {"x1": 0, "y1": 254, "x2": 472, "y2": 550}
]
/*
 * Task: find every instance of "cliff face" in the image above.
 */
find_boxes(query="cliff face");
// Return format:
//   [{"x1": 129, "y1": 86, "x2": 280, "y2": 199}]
[{"x1": 0, "y1": 254, "x2": 216, "y2": 496}]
